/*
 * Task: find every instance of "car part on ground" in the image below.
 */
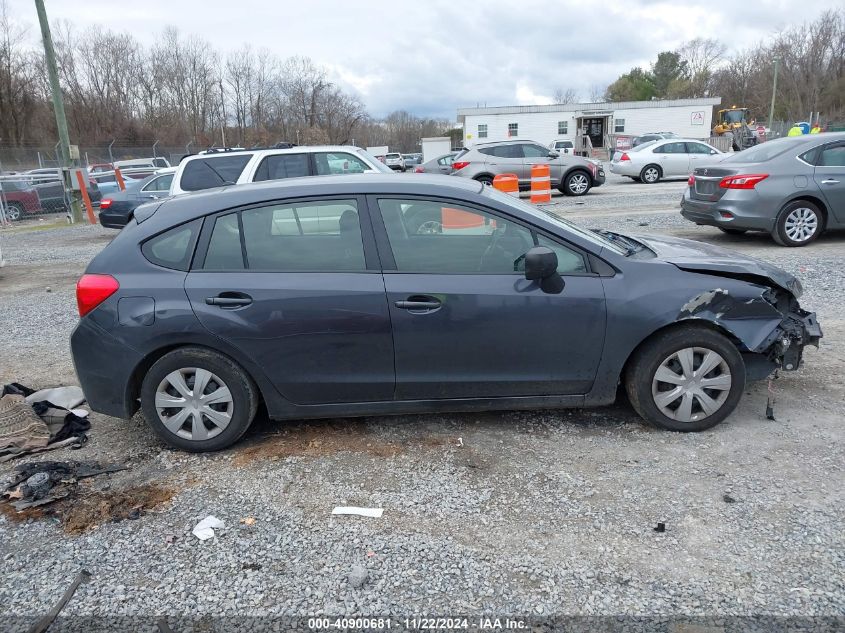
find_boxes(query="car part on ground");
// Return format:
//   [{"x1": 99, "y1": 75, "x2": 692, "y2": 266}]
[
  {"x1": 450, "y1": 140, "x2": 604, "y2": 194},
  {"x1": 681, "y1": 132, "x2": 845, "y2": 246},
  {"x1": 70, "y1": 174, "x2": 820, "y2": 452}
]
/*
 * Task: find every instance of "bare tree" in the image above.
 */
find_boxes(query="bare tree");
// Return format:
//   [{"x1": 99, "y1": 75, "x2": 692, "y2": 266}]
[
  {"x1": 588, "y1": 84, "x2": 606, "y2": 102},
  {"x1": 678, "y1": 37, "x2": 727, "y2": 97},
  {"x1": 553, "y1": 87, "x2": 578, "y2": 104}
]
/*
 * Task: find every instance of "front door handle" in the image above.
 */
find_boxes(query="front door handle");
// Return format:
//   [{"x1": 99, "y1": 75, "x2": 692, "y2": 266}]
[
  {"x1": 821, "y1": 179, "x2": 840, "y2": 185},
  {"x1": 206, "y1": 293, "x2": 253, "y2": 308},
  {"x1": 395, "y1": 295, "x2": 442, "y2": 311}
]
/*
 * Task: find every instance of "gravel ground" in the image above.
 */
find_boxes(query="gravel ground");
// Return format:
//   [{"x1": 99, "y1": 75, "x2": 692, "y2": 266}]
[{"x1": 0, "y1": 181, "x2": 843, "y2": 630}]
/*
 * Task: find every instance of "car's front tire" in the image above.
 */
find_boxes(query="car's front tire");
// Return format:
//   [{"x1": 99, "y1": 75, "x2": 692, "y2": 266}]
[
  {"x1": 772, "y1": 200, "x2": 823, "y2": 247},
  {"x1": 624, "y1": 326, "x2": 745, "y2": 432},
  {"x1": 640, "y1": 164, "x2": 661, "y2": 184},
  {"x1": 140, "y1": 347, "x2": 259, "y2": 452},
  {"x1": 561, "y1": 170, "x2": 591, "y2": 196}
]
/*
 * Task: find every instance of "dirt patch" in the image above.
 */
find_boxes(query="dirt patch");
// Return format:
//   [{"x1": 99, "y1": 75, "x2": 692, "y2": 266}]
[
  {"x1": 61, "y1": 483, "x2": 175, "y2": 534},
  {"x1": 232, "y1": 423, "x2": 451, "y2": 466},
  {"x1": 0, "y1": 502, "x2": 47, "y2": 523}
]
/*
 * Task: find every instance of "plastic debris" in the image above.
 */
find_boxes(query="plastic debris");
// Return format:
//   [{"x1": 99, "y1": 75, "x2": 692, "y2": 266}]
[
  {"x1": 239, "y1": 516, "x2": 257, "y2": 526},
  {"x1": 653, "y1": 522, "x2": 666, "y2": 533},
  {"x1": 332, "y1": 506, "x2": 383, "y2": 518},
  {"x1": 192, "y1": 515, "x2": 224, "y2": 540}
]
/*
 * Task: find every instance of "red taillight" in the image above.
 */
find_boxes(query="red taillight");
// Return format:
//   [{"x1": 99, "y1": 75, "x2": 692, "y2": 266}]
[
  {"x1": 719, "y1": 174, "x2": 769, "y2": 189},
  {"x1": 100, "y1": 198, "x2": 113, "y2": 209},
  {"x1": 76, "y1": 274, "x2": 119, "y2": 317},
  {"x1": 688, "y1": 174, "x2": 695, "y2": 187},
  {"x1": 620, "y1": 153, "x2": 630, "y2": 162},
  {"x1": 414, "y1": 166, "x2": 424, "y2": 173},
  {"x1": 452, "y1": 161, "x2": 470, "y2": 171}
]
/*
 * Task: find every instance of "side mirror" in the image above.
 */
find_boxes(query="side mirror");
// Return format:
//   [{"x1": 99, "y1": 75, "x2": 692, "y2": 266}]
[
  {"x1": 548, "y1": 150, "x2": 560, "y2": 158},
  {"x1": 710, "y1": 149, "x2": 718, "y2": 155},
  {"x1": 524, "y1": 246, "x2": 564, "y2": 294}
]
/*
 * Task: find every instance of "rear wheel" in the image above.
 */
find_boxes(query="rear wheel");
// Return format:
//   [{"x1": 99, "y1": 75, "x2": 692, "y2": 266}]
[
  {"x1": 140, "y1": 347, "x2": 258, "y2": 452},
  {"x1": 561, "y1": 170, "x2": 591, "y2": 196},
  {"x1": 718, "y1": 227, "x2": 748, "y2": 235},
  {"x1": 475, "y1": 175, "x2": 494, "y2": 186},
  {"x1": 624, "y1": 326, "x2": 745, "y2": 432},
  {"x1": 4, "y1": 202, "x2": 23, "y2": 221},
  {"x1": 640, "y1": 164, "x2": 661, "y2": 184},
  {"x1": 772, "y1": 200, "x2": 822, "y2": 247}
]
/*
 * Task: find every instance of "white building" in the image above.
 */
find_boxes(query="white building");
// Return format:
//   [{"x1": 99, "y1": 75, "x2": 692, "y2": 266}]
[{"x1": 457, "y1": 97, "x2": 721, "y2": 150}]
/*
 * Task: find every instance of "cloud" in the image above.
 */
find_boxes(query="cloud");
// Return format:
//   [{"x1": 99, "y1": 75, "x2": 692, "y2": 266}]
[{"x1": 8, "y1": 0, "x2": 840, "y2": 119}]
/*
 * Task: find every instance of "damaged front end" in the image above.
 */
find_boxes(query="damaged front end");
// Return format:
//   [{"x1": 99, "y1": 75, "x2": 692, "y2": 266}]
[{"x1": 678, "y1": 284, "x2": 822, "y2": 377}]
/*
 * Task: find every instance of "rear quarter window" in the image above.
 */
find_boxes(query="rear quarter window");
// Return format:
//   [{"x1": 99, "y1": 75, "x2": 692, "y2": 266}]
[
  {"x1": 141, "y1": 219, "x2": 201, "y2": 271},
  {"x1": 180, "y1": 155, "x2": 252, "y2": 191}
]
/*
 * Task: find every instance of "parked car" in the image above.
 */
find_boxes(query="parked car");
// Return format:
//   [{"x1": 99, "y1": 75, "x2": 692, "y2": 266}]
[
  {"x1": 610, "y1": 139, "x2": 724, "y2": 183},
  {"x1": 114, "y1": 157, "x2": 171, "y2": 170},
  {"x1": 99, "y1": 168, "x2": 176, "y2": 229},
  {"x1": 0, "y1": 179, "x2": 42, "y2": 220},
  {"x1": 681, "y1": 132, "x2": 845, "y2": 246},
  {"x1": 70, "y1": 174, "x2": 820, "y2": 452},
  {"x1": 549, "y1": 139, "x2": 575, "y2": 154},
  {"x1": 414, "y1": 152, "x2": 459, "y2": 174},
  {"x1": 451, "y1": 140, "x2": 605, "y2": 196},
  {"x1": 22, "y1": 168, "x2": 102, "y2": 211},
  {"x1": 403, "y1": 154, "x2": 421, "y2": 170},
  {"x1": 384, "y1": 152, "x2": 406, "y2": 171},
  {"x1": 170, "y1": 146, "x2": 391, "y2": 196},
  {"x1": 632, "y1": 132, "x2": 678, "y2": 147}
]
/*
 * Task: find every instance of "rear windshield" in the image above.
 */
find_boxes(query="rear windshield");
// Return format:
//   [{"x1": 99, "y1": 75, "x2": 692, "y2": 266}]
[
  {"x1": 722, "y1": 138, "x2": 795, "y2": 163},
  {"x1": 180, "y1": 155, "x2": 252, "y2": 191},
  {"x1": 630, "y1": 141, "x2": 657, "y2": 152},
  {"x1": 386, "y1": 153, "x2": 401, "y2": 159}
]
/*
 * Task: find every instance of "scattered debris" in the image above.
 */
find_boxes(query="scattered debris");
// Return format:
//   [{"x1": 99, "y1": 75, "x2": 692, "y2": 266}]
[
  {"x1": 457, "y1": 437, "x2": 464, "y2": 447},
  {"x1": 654, "y1": 522, "x2": 666, "y2": 533},
  {"x1": 27, "y1": 569, "x2": 91, "y2": 633},
  {"x1": 239, "y1": 516, "x2": 257, "y2": 526},
  {"x1": 332, "y1": 506, "x2": 383, "y2": 518},
  {"x1": 62, "y1": 484, "x2": 174, "y2": 534},
  {"x1": 1, "y1": 383, "x2": 91, "y2": 462},
  {"x1": 348, "y1": 564, "x2": 368, "y2": 588},
  {"x1": 241, "y1": 562, "x2": 262, "y2": 571},
  {"x1": 3, "y1": 460, "x2": 126, "y2": 510},
  {"x1": 766, "y1": 371, "x2": 779, "y2": 420},
  {"x1": 164, "y1": 534, "x2": 178, "y2": 544},
  {"x1": 723, "y1": 494, "x2": 737, "y2": 504},
  {"x1": 193, "y1": 515, "x2": 224, "y2": 540},
  {"x1": 638, "y1": 222, "x2": 649, "y2": 226}
]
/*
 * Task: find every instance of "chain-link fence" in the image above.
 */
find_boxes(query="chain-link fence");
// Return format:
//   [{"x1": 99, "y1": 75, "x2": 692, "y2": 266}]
[{"x1": 0, "y1": 144, "x2": 188, "y2": 172}]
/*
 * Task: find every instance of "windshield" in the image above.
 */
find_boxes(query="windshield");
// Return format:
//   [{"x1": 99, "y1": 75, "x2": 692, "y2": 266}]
[
  {"x1": 483, "y1": 187, "x2": 627, "y2": 255},
  {"x1": 355, "y1": 149, "x2": 392, "y2": 172},
  {"x1": 722, "y1": 110, "x2": 746, "y2": 124},
  {"x1": 722, "y1": 138, "x2": 795, "y2": 163}
]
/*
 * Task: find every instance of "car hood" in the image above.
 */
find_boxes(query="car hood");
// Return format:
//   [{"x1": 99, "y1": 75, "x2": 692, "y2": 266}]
[{"x1": 628, "y1": 233, "x2": 802, "y2": 297}]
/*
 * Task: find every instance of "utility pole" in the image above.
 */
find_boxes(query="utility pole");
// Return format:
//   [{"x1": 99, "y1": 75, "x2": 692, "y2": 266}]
[
  {"x1": 768, "y1": 58, "x2": 779, "y2": 135},
  {"x1": 35, "y1": 0, "x2": 82, "y2": 223}
]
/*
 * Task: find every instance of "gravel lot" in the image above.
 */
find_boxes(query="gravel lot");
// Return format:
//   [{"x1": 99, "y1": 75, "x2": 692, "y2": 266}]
[{"x1": 0, "y1": 176, "x2": 843, "y2": 630}]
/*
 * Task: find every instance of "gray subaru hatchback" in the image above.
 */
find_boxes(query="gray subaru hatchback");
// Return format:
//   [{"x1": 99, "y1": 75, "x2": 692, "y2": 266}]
[{"x1": 72, "y1": 174, "x2": 821, "y2": 451}]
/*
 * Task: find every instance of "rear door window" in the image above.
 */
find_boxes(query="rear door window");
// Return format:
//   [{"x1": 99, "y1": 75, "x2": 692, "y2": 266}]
[
  {"x1": 655, "y1": 142, "x2": 687, "y2": 154},
  {"x1": 142, "y1": 219, "x2": 201, "y2": 271},
  {"x1": 685, "y1": 142, "x2": 714, "y2": 154},
  {"x1": 253, "y1": 153, "x2": 310, "y2": 181},
  {"x1": 817, "y1": 143, "x2": 845, "y2": 167},
  {"x1": 522, "y1": 144, "x2": 549, "y2": 157},
  {"x1": 180, "y1": 155, "x2": 251, "y2": 191}
]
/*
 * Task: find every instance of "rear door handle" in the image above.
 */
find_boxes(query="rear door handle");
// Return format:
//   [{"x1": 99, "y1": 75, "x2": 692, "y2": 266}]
[
  {"x1": 395, "y1": 295, "x2": 442, "y2": 311},
  {"x1": 206, "y1": 293, "x2": 252, "y2": 308}
]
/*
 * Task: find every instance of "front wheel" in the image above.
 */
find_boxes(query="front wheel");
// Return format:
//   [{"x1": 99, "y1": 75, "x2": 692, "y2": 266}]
[
  {"x1": 772, "y1": 201, "x2": 822, "y2": 247},
  {"x1": 561, "y1": 171, "x2": 591, "y2": 196},
  {"x1": 140, "y1": 347, "x2": 259, "y2": 452},
  {"x1": 624, "y1": 326, "x2": 745, "y2": 432}
]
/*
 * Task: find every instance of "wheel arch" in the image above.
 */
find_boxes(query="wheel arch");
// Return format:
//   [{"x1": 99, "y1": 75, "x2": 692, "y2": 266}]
[{"x1": 640, "y1": 163, "x2": 662, "y2": 180}]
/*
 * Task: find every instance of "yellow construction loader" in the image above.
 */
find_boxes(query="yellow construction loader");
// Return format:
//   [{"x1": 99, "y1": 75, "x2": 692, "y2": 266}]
[{"x1": 713, "y1": 107, "x2": 759, "y2": 151}]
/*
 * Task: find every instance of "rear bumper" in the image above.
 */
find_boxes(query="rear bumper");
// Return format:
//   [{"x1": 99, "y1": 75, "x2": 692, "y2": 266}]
[
  {"x1": 609, "y1": 162, "x2": 638, "y2": 177},
  {"x1": 99, "y1": 209, "x2": 131, "y2": 229},
  {"x1": 680, "y1": 190, "x2": 776, "y2": 231},
  {"x1": 71, "y1": 317, "x2": 143, "y2": 419}
]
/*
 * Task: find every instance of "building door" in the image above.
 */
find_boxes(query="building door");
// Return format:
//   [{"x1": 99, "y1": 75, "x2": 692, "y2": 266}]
[{"x1": 583, "y1": 118, "x2": 605, "y2": 147}]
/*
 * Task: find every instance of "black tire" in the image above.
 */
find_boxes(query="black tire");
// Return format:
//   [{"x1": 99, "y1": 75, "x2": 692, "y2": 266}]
[
  {"x1": 561, "y1": 170, "x2": 591, "y2": 196},
  {"x1": 640, "y1": 164, "x2": 661, "y2": 184},
  {"x1": 4, "y1": 202, "x2": 23, "y2": 221},
  {"x1": 475, "y1": 175, "x2": 494, "y2": 186},
  {"x1": 140, "y1": 347, "x2": 259, "y2": 452},
  {"x1": 772, "y1": 200, "x2": 823, "y2": 247},
  {"x1": 717, "y1": 227, "x2": 748, "y2": 235},
  {"x1": 624, "y1": 326, "x2": 746, "y2": 432}
]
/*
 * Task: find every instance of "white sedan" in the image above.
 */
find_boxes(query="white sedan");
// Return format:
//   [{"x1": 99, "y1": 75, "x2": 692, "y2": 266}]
[{"x1": 609, "y1": 139, "x2": 724, "y2": 183}]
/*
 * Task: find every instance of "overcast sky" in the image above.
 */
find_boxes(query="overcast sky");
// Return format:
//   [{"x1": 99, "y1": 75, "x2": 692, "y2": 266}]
[{"x1": 9, "y1": 0, "x2": 840, "y2": 119}]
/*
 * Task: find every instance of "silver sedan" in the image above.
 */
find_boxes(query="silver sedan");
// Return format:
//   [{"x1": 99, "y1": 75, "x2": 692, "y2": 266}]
[{"x1": 610, "y1": 139, "x2": 725, "y2": 183}]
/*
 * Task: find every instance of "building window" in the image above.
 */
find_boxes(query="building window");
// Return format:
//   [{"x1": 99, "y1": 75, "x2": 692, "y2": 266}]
[
  {"x1": 478, "y1": 124, "x2": 488, "y2": 138},
  {"x1": 557, "y1": 121, "x2": 568, "y2": 135},
  {"x1": 614, "y1": 118, "x2": 625, "y2": 133},
  {"x1": 508, "y1": 123, "x2": 518, "y2": 137}
]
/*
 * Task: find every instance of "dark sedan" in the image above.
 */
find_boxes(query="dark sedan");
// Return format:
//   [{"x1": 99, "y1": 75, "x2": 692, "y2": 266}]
[
  {"x1": 71, "y1": 175, "x2": 821, "y2": 452},
  {"x1": 99, "y1": 169, "x2": 175, "y2": 228}
]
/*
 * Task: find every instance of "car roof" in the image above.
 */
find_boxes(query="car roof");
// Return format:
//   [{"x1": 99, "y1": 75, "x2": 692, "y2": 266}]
[
  {"x1": 146, "y1": 174, "x2": 484, "y2": 226},
  {"x1": 471, "y1": 139, "x2": 543, "y2": 147}
]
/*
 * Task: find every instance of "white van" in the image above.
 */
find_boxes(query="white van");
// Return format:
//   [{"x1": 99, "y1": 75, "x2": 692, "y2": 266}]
[
  {"x1": 114, "y1": 157, "x2": 171, "y2": 170},
  {"x1": 549, "y1": 139, "x2": 575, "y2": 154}
]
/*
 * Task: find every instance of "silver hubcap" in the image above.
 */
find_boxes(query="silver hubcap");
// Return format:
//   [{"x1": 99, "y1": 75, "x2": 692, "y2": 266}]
[
  {"x1": 6, "y1": 205, "x2": 20, "y2": 221},
  {"x1": 155, "y1": 368, "x2": 233, "y2": 441},
  {"x1": 651, "y1": 347, "x2": 732, "y2": 423},
  {"x1": 784, "y1": 207, "x2": 818, "y2": 242},
  {"x1": 569, "y1": 174, "x2": 588, "y2": 194},
  {"x1": 644, "y1": 168, "x2": 659, "y2": 182}
]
